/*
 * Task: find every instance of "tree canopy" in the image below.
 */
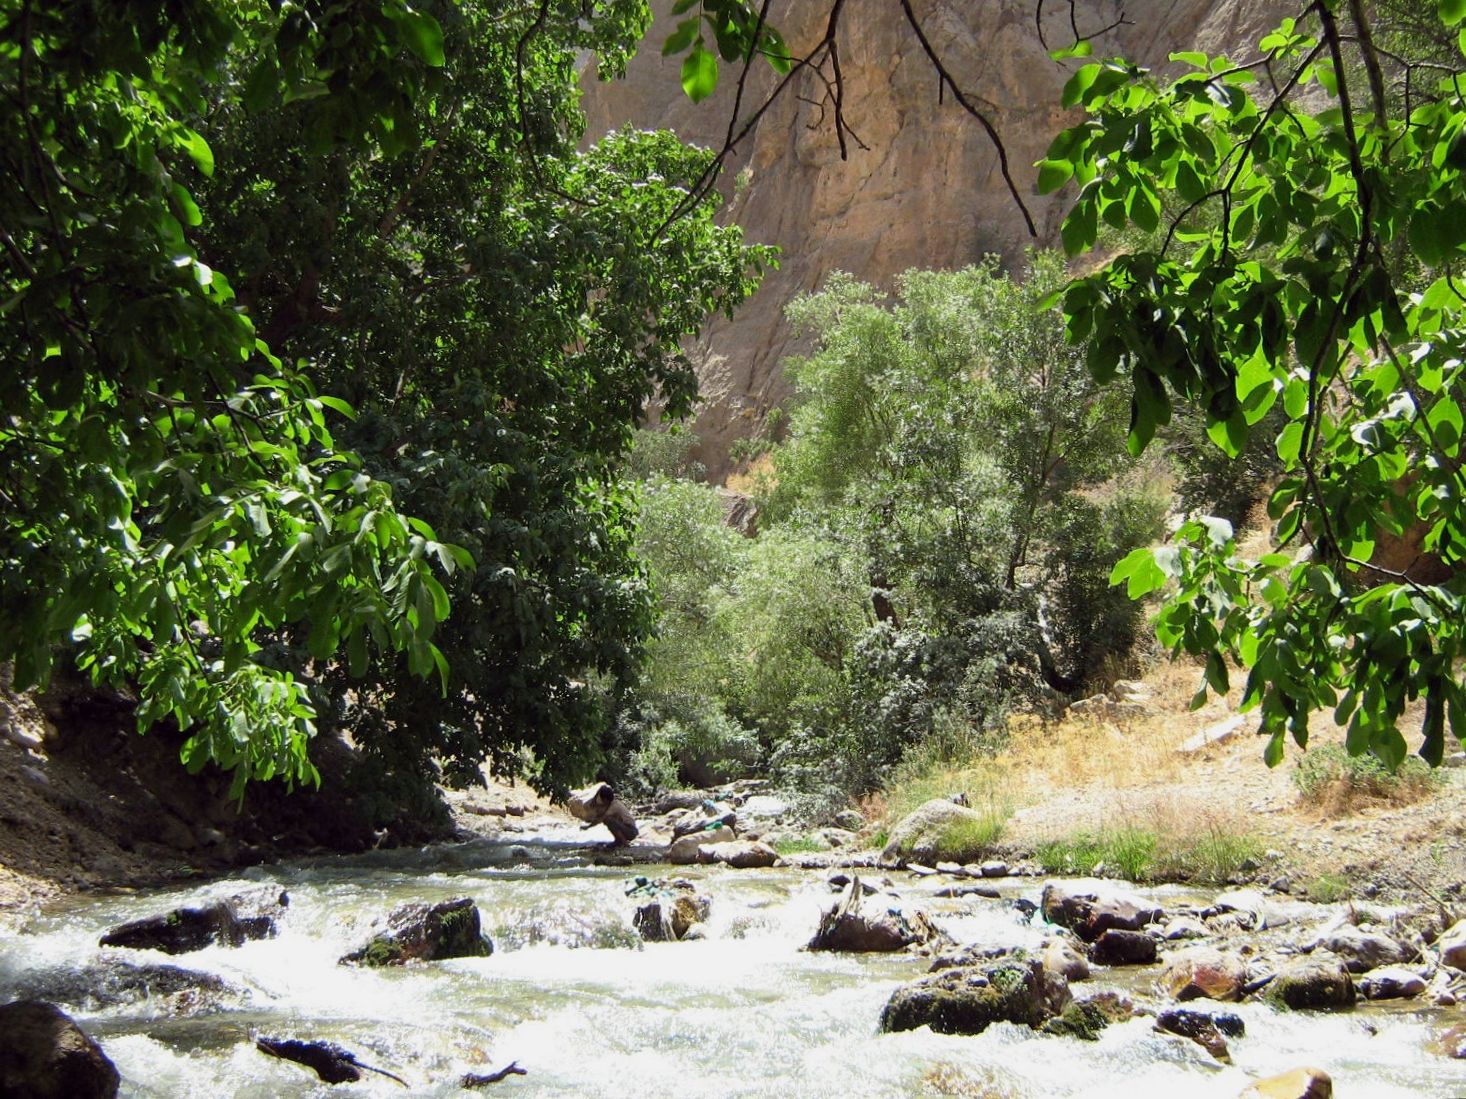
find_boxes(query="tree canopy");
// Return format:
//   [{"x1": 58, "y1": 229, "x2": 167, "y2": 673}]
[{"x1": 1, "y1": 0, "x2": 765, "y2": 796}]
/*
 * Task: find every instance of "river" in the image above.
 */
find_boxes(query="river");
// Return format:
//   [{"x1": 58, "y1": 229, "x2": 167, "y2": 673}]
[{"x1": 1, "y1": 821, "x2": 1462, "y2": 1097}]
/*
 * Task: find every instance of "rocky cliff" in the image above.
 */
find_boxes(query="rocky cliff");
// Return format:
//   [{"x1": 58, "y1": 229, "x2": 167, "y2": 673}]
[{"x1": 581, "y1": 0, "x2": 1293, "y2": 479}]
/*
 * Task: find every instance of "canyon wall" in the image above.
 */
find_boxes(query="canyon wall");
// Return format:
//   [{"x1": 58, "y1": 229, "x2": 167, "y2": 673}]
[{"x1": 581, "y1": 0, "x2": 1293, "y2": 479}]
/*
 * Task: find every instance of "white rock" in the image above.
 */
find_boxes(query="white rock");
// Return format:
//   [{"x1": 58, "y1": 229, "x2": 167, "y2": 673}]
[{"x1": 1177, "y1": 714, "x2": 1247, "y2": 754}]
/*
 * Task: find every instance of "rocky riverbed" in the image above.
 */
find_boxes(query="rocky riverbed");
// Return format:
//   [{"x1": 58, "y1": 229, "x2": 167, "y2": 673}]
[{"x1": 4, "y1": 792, "x2": 1466, "y2": 1098}]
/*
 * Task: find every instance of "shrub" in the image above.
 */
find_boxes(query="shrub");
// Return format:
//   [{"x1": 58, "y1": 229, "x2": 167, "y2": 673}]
[{"x1": 1293, "y1": 743, "x2": 1443, "y2": 815}]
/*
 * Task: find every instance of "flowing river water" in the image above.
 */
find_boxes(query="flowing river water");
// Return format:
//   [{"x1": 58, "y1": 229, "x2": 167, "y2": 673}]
[{"x1": 2, "y1": 819, "x2": 1463, "y2": 1098}]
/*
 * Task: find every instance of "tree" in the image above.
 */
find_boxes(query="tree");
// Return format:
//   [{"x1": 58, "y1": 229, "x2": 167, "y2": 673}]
[
  {"x1": 1043, "y1": 0, "x2": 1466, "y2": 766},
  {"x1": 1, "y1": 0, "x2": 765, "y2": 796}
]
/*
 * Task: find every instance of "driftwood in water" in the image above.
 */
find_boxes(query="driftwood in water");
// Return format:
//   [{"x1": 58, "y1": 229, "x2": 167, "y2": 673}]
[
  {"x1": 565, "y1": 782, "x2": 638, "y2": 845},
  {"x1": 255, "y1": 1037, "x2": 407, "y2": 1087},
  {"x1": 462, "y1": 1062, "x2": 527, "y2": 1087}
]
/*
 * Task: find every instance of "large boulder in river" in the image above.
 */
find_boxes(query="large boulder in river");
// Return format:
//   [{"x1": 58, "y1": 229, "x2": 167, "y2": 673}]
[
  {"x1": 1041, "y1": 880, "x2": 1162, "y2": 943},
  {"x1": 1239, "y1": 1067, "x2": 1332, "y2": 1099},
  {"x1": 0, "y1": 1000, "x2": 119, "y2": 1099},
  {"x1": 1266, "y1": 957, "x2": 1355, "y2": 1009},
  {"x1": 340, "y1": 897, "x2": 492, "y2": 966},
  {"x1": 880, "y1": 954, "x2": 1070, "y2": 1035},
  {"x1": 1089, "y1": 928, "x2": 1157, "y2": 967},
  {"x1": 807, "y1": 877, "x2": 942, "y2": 953},
  {"x1": 1320, "y1": 925, "x2": 1410, "y2": 973},
  {"x1": 1160, "y1": 946, "x2": 1249, "y2": 1002},
  {"x1": 667, "y1": 825, "x2": 735, "y2": 864},
  {"x1": 99, "y1": 889, "x2": 287, "y2": 955},
  {"x1": 633, "y1": 886, "x2": 711, "y2": 942},
  {"x1": 881, "y1": 800, "x2": 999, "y2": 865}
]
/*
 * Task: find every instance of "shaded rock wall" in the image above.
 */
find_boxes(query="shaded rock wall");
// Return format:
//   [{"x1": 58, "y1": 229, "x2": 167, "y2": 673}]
[{"x1": 581, "y1": 0, "x2": 1293, "y2": 480}]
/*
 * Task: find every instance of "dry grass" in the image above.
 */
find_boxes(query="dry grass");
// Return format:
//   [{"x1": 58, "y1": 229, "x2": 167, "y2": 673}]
[{"x1": 723, "y1": 452, "x2": 775, "y2": 496}]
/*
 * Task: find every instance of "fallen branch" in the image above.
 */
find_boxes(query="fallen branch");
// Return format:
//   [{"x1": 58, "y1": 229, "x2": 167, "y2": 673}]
[{"x1": 462, "y1": 1062, "x2": 528, "y2": 1087}]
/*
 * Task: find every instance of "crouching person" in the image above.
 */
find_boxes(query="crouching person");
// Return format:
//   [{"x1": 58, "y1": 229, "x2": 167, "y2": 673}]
[{"x1": 566, "y1": 782, "x2": 638, "y2": 846}]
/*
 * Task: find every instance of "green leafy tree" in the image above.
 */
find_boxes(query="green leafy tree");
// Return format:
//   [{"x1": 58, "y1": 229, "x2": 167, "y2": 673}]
[
  {"x1": 1, "y1": 0, "x2": 766, "y2": 796},
  {"x1": 1043, "y1": 0, "x2": 1466, "y2": 766}
]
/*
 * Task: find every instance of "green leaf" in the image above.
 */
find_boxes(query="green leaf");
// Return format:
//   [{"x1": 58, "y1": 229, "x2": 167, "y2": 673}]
[
  {"x1": 179, "y1": 128, "x2": 214, "y2": 178},
  {"x1": 1169, "y1": 51, "x2": 1209, "y2": 69},
  {"x1": 1276, "y1": 421, "x2": 1304, "y2": 467},
  {"x1": 681, "y1": 40, "x2": 719, "y2": 103},
  {"x1": 1442, "y1": 0, "x2": 1466, "y2": 27},
  {"x1": 398, "y1": 8, "x2": 446, "y2": 67},
  {"x1": 1036, "y1": 159, "x2": 1074, "y2": 194},
  {"x1": 1050, "y1": 40, "x2": 1093, "y2": 61},
  {"x1": 662, "y1": 17, "x2": 700, "y2": 56},
  {"x1": 1205, "y1": 652, "x2": 1230, "y2": 696}
]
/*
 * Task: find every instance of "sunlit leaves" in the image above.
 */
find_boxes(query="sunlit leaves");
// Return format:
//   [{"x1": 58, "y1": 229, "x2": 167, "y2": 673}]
[{"x1": 1063, "y1": 9, "x2": 1466, "y2": 769}]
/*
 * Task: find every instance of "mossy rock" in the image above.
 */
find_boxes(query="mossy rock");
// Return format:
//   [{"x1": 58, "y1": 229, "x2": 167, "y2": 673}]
[
  {"x1": 341, "y1": 897, "x2": 492, "y2": 966},
  {"x1": 880, "y1": 956, "x2": 1070, "y2": 1035},
  {"x1": 1040, "y1": 992, "x2": 1134, "y2": 1041}
]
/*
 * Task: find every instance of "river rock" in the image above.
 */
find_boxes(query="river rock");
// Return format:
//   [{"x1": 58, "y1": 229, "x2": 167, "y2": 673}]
[
  {"x1": 0, "y1": 1000, "x2": 119, "y2": 1099},
  {"x1": 1239, "y1": 1067, "x2": 1332, "y2": 1099},
  {"x1": 633, "y1": 887, "x2": 710, "y2": 942},
  {"x1": 1156, "y1": 1006, "x2": 1244, "y2": 1062},
  {"x1": 340, "y1": 897, "x2": 492, "y2": 966},
  {"x1": 1266, "y1": 957, "x2": 1355, "y2": 1009},
  {"x1": 832, "y1": 809, "x2": 865, "y2": 831},
  {"x1": 11, "y1": 959, "x2": 239, "y2": 1013},
  {"x1": 1039, "y1": 991, "x2": 1134, "y2": 1040},
  {"x1": 1438, "y1": 918, "x2": 1466, "y2": 970},
  {"x1": 566, "y1": 782, "x2": 638, "y2": 845},
  {"x1": 1321, "y1": 925, "x2": 1410, "y2": 973},
  {"x1": 1089, "y1": 928, "x2": 1157, "y2": 966},
  {"x1": 808, "y1": 877, "x2": 941, "y2": 952},
  {"x1": 99, "y1": 890, "x2": 285, "y2": 955},
  {"x1": 1160, "y1": 946, "x2": 1248, "y2": 1002},
  {"x1": 703, "y1": 839, "x2": 778, "y2": 869},
  {"x1": 1041, "y1": 879, "x2": 1162, "y2": 943},
  {"x1": 1042, "y1": 939, "x2": 1090, "y2": 982},
  {"x1": 879, "y1": 955, "x2": 1071, "y2": 1035},
  {"x1": 668, "y1": 825, "x2": 735, "y2": 863},
  {"x1": 1358, "y1": 965, "x2": 1426, "y2": 1000},
  {"x1": 1162, "y1": 916, "x2": 1208, "y2": 940},
  {"x1": 880, "y1": 799, "x2": 998, "y2": 865}
]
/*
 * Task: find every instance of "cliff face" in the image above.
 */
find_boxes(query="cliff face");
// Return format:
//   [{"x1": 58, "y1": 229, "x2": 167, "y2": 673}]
[{"x1": 581, "y1": 0, "x2": 1292, "y2": 479}]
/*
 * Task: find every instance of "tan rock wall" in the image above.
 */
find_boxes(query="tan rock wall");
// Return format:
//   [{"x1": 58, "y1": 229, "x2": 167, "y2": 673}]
[{"x1": 581, "y1": 0, "x2": 1293, "y2": 480}]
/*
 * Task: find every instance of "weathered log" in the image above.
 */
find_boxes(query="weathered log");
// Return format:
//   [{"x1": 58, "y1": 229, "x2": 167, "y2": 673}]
[{"x1": 255, "y1": 1037, "x2": 406, "y2": 1087}]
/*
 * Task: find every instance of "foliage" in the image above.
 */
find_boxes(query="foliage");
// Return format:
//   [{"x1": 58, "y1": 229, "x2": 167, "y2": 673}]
[
  {"x1": 0, "y1": 0, "x2": 475, "y2": 792},
  {"x1": 1034, "y1": 824, "x2": 1263, "y2": 884},
  {"x1": 1293, "y1": 741, "x2": 1443, "y2": 810},
  {"x1": 658, "y1": 0, "x2": 792, "y2": 103},
  {"x1": 1, "y1": 0, "x2": 767, "y2": 796},
  {"x1": 1041, "y1": 3, "x2": 1466, "y2": 768}
]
